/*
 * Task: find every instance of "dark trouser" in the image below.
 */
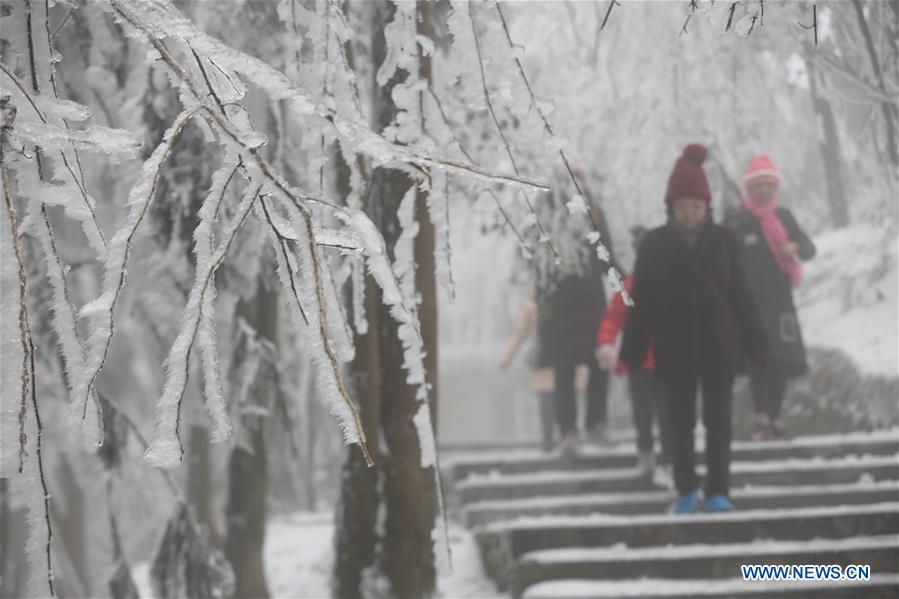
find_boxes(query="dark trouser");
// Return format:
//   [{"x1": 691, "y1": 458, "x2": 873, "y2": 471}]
[
  {"x1": 749, "y1": 364, "x2": 788, "y2": 419},
  {"x1": 537, "y1": 391, "x2": 556, "y2": 451},
  {"x1": 629, "y1": 370, "x2": 672, "y2": 465},
  {"x1": 666, "y1": 370, "x2": 734, "y2": 498},
  {"x1": 554, "y1": 358, "x2": 609, "y2": 435}
]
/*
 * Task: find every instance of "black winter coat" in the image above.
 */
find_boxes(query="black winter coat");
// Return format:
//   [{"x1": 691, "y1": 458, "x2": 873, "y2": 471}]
[
  {"x1": 620, "y1": 221, "x2": 767, "y2": 378},
  {"x1": 537, "y1": 257, "x2": 607, "y2": 368},
  {"x1": 724, "y1": 206, "x2": 815, "y2": 377}
]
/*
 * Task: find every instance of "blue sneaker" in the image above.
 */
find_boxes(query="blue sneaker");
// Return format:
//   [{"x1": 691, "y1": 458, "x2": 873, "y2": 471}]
[
  {"x1": 673, "y1": 490, "x2": 701, "y2": 514},
  {"x1": 704, "y1": 494, "x2": 734, "y2": 512}
]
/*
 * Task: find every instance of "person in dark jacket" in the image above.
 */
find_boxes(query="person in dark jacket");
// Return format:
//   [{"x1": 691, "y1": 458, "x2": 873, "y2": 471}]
[
  {"x1": 538, "y1": 177, "x2": 619, "y2": 455},
  {"x1": 597, "y1": 225, "x2": 672, "y2": 480},
  {"x1": 620, "y1": 144, "x2": 767, "y2": 513},
  {"x1": 724, "y1": 155, "x2": 816, "y2": 440}
]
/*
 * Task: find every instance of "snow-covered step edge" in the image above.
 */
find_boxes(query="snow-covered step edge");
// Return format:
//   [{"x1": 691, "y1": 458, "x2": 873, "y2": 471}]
[
  {"x1": 522, "y1": 574, "x2": 899, "y2": 598},
  {"x1": 518, "y1": 534, "x2": 899, "y2": 564},
  {"x1": 465, "y1": 480, "x2": 899, "y2": 513},
  {"x1": 476, "y1": 501, "x2": 899, "y2": 534},
  {"x1": 448, "y1": 428, "x2": 899, "y2": 472},
  {"x1": 456, "y1": 453, "x2": 899, "y2": 489}
]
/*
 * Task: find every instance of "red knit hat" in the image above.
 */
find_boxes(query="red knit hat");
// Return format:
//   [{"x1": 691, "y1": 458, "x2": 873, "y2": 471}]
[
  {"x1": 743, "y1": 155, "x2": 780, "y2": 187},
  {"x1": 665, "y1": 144, "x2": 711, "y2": 205}
]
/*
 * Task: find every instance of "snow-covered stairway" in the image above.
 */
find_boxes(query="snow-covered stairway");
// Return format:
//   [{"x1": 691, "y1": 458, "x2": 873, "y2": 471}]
[{"x1": 445, "y1": 429, "x2": 899, "y2": 598}]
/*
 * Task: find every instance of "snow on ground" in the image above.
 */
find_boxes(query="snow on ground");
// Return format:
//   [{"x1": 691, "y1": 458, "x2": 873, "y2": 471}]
[
  {"x1": 265, "y1": 511, "x2": 500, "y2": 598},
  {"x1": 520, "y1": 533, "x2": 899, "y2": 563},
  {"x1": 478, "y1": 501, "x2": 899, "y2": 533},
  {"x1": 266, "y1": 511, "x2": 334, "y2": 599},
  {"x1": 797, "y1": 225, "x2": 898, "y2": 378},
  {"x1": 522, "y1": 574, "x2": 899, "y2": 598}
]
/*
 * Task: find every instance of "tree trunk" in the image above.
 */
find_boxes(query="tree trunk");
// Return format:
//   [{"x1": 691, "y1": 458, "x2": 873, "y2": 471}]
[
  {"x1": 805, "y1": 51, "x2": 850, "y2": 228},
  {"x1": 333, "y1": 271, "x2": 382, "y2": 598},
  {"x1": 374, "y1": 2, "x2": 437, "y2": 596},
  {"x1": 225, "y1": 289, "x2": 276, "y2": 599},
  {"x1": 188, "y1": 425, "x2": 219, "y2": 549}
]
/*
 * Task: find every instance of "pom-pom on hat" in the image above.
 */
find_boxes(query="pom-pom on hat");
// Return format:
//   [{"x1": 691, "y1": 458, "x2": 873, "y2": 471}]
[
  {"x1": 743, "y1": 154, "x2": 780, "y2": 187},
  {"x1": 664, "y1": 143, "x2": 711, "y2": 205}
]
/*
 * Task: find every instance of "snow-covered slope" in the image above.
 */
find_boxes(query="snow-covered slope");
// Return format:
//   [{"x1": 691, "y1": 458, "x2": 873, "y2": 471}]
[{"x1": 797, "y1": 225, "x2": 897, "y2": 378}]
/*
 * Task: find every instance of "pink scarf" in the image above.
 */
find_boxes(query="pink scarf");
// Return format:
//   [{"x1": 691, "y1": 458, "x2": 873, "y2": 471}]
[{"x1": 743, "y1": 195, "x2": 801, "y2": 286}]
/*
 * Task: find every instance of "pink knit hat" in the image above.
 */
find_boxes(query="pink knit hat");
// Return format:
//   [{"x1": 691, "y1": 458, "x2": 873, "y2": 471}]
[{"x1": 743, "y1": 155, "x2": 780, "y2": 187}]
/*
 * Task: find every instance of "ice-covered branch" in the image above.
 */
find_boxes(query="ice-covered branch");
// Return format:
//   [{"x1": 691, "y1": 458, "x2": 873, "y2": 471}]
[
  {"x1": 109, "y1": 0, "x2": 549, "y2": 192},
  {"x1": 1, "y1": 164, "x2": 55, "y2": 598},
  {"x1": 143, "y1": 181, "x2": 260, "y2": 468},
  {"x1": 75, "y1": 108, "x2": 200, "y2": 433},
  {"x1": 466, "y1": 2, "x2": 560, "y2": 263},
  {"x1": 492, "y1": 1, "x2": 631, "y2": 304}
]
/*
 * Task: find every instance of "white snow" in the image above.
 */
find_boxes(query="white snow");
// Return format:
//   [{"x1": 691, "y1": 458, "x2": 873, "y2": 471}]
[
  {"x1": 465, "y1": 479, "x2": 899, "y2": 515},
  {"x1": 458, "y1": 452, "x2": 899, "y2": 490},
  {"x1": 523, "y1": 574, "x2": 899, "y2": 598},
  {"x1": 478, "y1": 501, "x2": 899, "y2": 534},
  {"x1": 519, "y1": 533, "x2": 899, "y2": 564},
  {"x1": 797, "y1": 225, "x2": 898, "y2": 378},
  {"x1": 263, "y1": 511, "x2": 499, "y2": 599}
]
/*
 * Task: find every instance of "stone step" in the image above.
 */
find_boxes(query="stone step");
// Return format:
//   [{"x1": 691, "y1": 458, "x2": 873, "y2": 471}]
[
  {"x1": 455, "y1": 454, "x2": 899, "y2": 503},
  {"x1": 478, "y1": 502, "x2": 899, "y2": 577},
  {"x1": 450, "y1": 430, "x2": 899, "y2": 481},
  {"x1": 522, "y1": 574, "x2": 899, "y2": 598},
  {"x1": 510, "y1": 535, "x2": 899, "y2": 597},
  {"x1": 464, "y1": 480, "x2": 899, "y2": 527}
]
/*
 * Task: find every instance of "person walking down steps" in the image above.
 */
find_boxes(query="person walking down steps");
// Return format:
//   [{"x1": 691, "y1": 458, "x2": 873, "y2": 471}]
[
  {"x1": 500, "y1": 291, "x2": 557, "y2": 452},
  {"x1": 725, "y1": 155, "x2": 816, "y2": 440},
  {"x1": 596, "y1": 225, "x2": 672, "y2": 482},
  {"x1": 621, "y1": 144, "x2": 767, "y2": 514}
]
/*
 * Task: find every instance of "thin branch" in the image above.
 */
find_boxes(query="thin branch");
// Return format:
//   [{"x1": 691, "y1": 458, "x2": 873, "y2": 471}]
[
  {"x1": 425, "y1": 86, "x2": 528, "y2": 249},
  {"x1": 725, "y1": 2, "x2": 737, "y2": 32},
  {"x1": 299, "y1": 205, "x2": 374, "y2": 467},
  {"x1": 190, "y1": 46, "x2": 228, "y2": 117},
  {"x1": 2, "y1": 165, "x2": 55, "y2": 598},
  {"x1": 110, "y1": 0, "x2": 548, "y2": 192},
  {"x1": 799, "y1": 4, "x2": 818, "y2": 46},
  {"x1": 259, "y1": 196, "x2": 310, "y2": 325},
  {"x1": 601, "y1": 0, "x2": 620, "y2": 30},
  {"x1": 0, "y1": 64, "x2": 107, "y2": 249},
  {"x1": 79, "y1": 107, "x2": 201, "y2": 419},
  {"x1": 50, "y1": 3, "x2": 76, "y2": 39},
  {"x1": 467, "y1": 2, "x2": 560, "y2": 262},
  {"x1": 170, "y1": 184, "x2": 261, "y2": 462},
  {"x1": 493, "y1": 1, "x2": 627, "y2": 293}
]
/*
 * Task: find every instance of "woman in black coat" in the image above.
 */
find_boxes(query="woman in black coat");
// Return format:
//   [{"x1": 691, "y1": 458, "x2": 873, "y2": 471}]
[
  {"x1": 724, "y1": 155, "x2": 816, "y2": 439},
  {"x1": 621, "y1": 144, "x2": 767, "y2": 514}
]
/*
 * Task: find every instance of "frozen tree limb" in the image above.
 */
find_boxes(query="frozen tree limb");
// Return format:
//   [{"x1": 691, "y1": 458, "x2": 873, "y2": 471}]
[
  {"x1": 492, "y1": 1, "x2": 631, "y2": 304},
  {"x1": 2, "y1": 165, "x2": 55, "y2": 598},
  {"x1": 467, "y1": 2, "x2": 560, "y2": 262}
]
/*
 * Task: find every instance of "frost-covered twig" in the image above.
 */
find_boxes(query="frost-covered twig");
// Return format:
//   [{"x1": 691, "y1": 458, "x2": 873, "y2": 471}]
[
  {"x1": 110, "y1": 0, "x2": 549, "y2": 193},
  {"x1": 259, "y1": 196, "x2": 310, "y2": 325},
  {"x1": 467, "y1": 2, "x2": 560, "y2": 262},
  {"x1": 493, "y1": 1, "x2": 630, "y2": 303},
  {"x1": 799, "y1": 4, "x2": 818, "y2": 46},
  {"x1": 0, "y1": 63, "x2": 108, "y2": 250},
  {"x1": 2, "y1": 165, "x2": 55, "y2": 598},
  {"x1": 426, "y1": 86, "x2": 528, "y2": 251},
  {"x1": 144, "y1": 182, "x2": 260, "y2": 467},
  {"x1": 298, "y1": 204, "x2": 373, "y2": 466},
  {"x1": 76, "y1": 108, "x2": 200, "y2": 426},
  {"x1": 724, "y1": 2, "x2": 737, "y2": 32},
  {"x1": 600, "y1": 0, "x2": 620, "y2": 30}
]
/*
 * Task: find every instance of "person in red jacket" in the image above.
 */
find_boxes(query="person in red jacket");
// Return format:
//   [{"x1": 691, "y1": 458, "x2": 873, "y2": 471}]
[{"x1": 596, "y1": 226, "x2": 671, "y2": 478}]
